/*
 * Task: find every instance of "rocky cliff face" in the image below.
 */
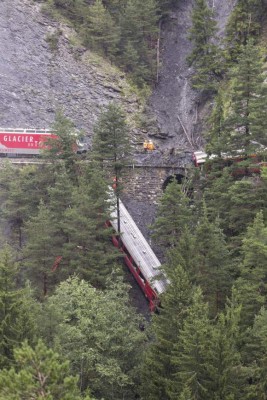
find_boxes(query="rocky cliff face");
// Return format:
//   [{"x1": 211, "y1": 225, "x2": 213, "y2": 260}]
[{"x1": 0, "y1": 0, "x2": 139, "y2": 147}]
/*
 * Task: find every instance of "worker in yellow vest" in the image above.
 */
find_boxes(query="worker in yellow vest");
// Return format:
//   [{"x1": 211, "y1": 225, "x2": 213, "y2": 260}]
[
  {"x1": 147, "y1": 139, "x2": 155, "y2": 151},
  {"x1": 143, "y1": 140, "x2": 148, "y2": 152}
]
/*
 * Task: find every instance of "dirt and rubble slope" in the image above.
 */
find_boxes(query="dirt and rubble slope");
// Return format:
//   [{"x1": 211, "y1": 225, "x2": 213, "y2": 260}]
[{"x1": 148, "y1": 0, "x2": 237, "y2": 153}]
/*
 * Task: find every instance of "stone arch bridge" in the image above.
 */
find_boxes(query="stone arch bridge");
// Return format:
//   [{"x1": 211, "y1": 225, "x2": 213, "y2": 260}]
[{"x1": 119, "y1": 150, "x2": 193, "y2": 241}]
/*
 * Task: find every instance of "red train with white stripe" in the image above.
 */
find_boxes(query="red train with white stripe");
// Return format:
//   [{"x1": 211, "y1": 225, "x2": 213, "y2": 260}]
[
  {"x1": 0, "y1": 128, "x2": 88, "y2": 156},
  {"x1": 0, "y1": 128, "x2": 57, "y2": 156}
]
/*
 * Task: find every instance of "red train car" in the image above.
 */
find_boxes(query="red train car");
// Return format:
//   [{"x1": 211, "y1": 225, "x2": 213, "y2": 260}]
[{"x1": 0, "y1": 128, "x2": 57, "y2": 156}]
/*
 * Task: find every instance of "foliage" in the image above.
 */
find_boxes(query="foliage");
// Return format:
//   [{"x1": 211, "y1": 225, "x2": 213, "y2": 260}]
[
  {"x1": 193, "y1": 205, "x2": 232, "y2": 316},
  {"x1": 169, "y1": 287, "x2": 213, "y2": 399},
  {"x1": 141, "y1": 264, "x2": 193, "y2": 400},
  {"x1": 62, "y1": 164, "x2": 120, "y2": 287},
  {"x1": 151, "y1": 179, "x2": 193, "y2": 247},
  {"x1": 82, "y1": 0, "x2": 120, "y2": 59},
  {"x1": 92, "y1": 102, "x2": 132, "y2": 236},
  {"x1": 22, "y1": 200, "x2": 61, "y2": 297},
  {"x1": 234, "y1": 211, "x2": 267, "y2": 332},
  {"x1": 243, "y1": 307, "x2": 267, "y2": 399},
  {"x1": 225, "y1": 0, "x2": 265, "y2": 62},
  {"x1": 208, "y1": 298, "x2": 242, "y2": 399},
  {"x1": 0, "y1": 164, "x2": 51, "y2": 248},
  {"x1": 188, "y1": 0, "x2": 223, "y2": 92},
  {"x1": 221, "y1": 40, "x2": 267, "y2": 156},
  {"x1": 42, "y1": 111, "x2": 82, "y2": 182},
  {"x1": 0, "y1": 246, "x2": 38, "y2": 368},
  {"x1": 42, "y1": 275, "x2": 145, "y2": 399},
  {"x1": 0, "y1": 340, "x2": 91, "y2": 400}
]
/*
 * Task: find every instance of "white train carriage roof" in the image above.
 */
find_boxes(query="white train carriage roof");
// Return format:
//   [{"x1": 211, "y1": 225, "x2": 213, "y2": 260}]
[
  {"x1": 193, "y1": 150, "x2": 208, "y2": 166},
  {"x1": 110, "y1": 200, "x2": 167, "y2": 294},
  {"x1": 0, "y1": 128, "x2": 53, "y2": 134}
]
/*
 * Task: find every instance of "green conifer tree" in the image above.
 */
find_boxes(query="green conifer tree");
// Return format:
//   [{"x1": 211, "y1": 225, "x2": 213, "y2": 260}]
[
  {"x1": 43, "y1": 275, "x2": 145, "y2": 399},
  {"x1": 140, "y1": 265, "x2": 193, "y2": 400},
  {"x1": 243, "y1": 307, "x2": 267, "y2": 399},
  {"x1": 2, "y1": 165, "x2": 48, "y2": 248},
  {"x1": 62, "y1": 164, "x2": 119, "y2": 287},
  {"x1": 165, "y1": 226, "x2": 196, "y2": 277},
  {"x1": 0, "y1": 246, "x2": 38, "y2": 368},
  {"x1": 205, "y1": 88, "x2": 226, "y2": 156},
  {"x1": 222, "y1": 40, "x2": 267, "y2": 156},
  {"x1": 194, "y1": 204, "x2": 232, "y2": 315},
  {"x1": 82, "y1": 0, "x2": 120, "y2": 58},
  {"x1": 169, "y1": 287, "x2": 212, "y2": 400},
  {"x1": 0, "y1": 340, "x2": 91, "y2": 400},
  {"x1": 23, "y1": 201, "x2": 60, "y2": 297},
  {"x1": 92, "y1": 103, "x2": 132, "y2": 237},
  {"x1": 188, "y1": 0, "x2": 222, "y2": 91},
  {"x1": 225, "y1": 0, "x2": 265, "y2": 62},
  {"x1": 151, "y1": 180, "x2": 193, "y2": 248},
  {"x1": 120, "y1": 0, "x2": 158, "y2": 84},
  {"x1": 227, "y1": 178, "x2": 265, "y2": 239},
  {"x1": 43, "y1": 112, "x2": 81, "y2": 181},
  {"x1": 209, "y1": 298, "x2": 242, "y2": 399},
  {"x1": 234, "y1": 211, "x2": 267, "y2": 332}
]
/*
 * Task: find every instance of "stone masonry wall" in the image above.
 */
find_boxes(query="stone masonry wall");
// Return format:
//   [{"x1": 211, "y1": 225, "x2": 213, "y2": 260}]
[{"x1": 121, "y1": 166, "x2": 186, "y2": 204}]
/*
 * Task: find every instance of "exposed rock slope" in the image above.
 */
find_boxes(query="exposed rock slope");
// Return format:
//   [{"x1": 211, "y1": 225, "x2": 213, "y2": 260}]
[{"x1": 0, "y1": 0, "x2": 139, "y2": 143}]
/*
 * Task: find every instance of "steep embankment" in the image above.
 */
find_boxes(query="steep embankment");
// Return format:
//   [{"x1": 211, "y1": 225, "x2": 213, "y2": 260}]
[
  {"x1": 149, "y1": 0, "x2": 236, "y2": 152},
  {"x1": 0, "y1": 0, "x2": 139, "y2": 145}
]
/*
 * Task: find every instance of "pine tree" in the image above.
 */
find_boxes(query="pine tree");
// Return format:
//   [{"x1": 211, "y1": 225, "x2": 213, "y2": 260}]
[
  {"x1": 43, "y1": 111, "x2": 81, "y2": 181},
  {"x1": 243, "y1": 307, "x2": 267, "y2": 399},
  {"x1": 92, "y1": 103, "x2": 132, "y2": 237},
  {"x1": 204, "y1": 168, "x2": 234, "y2": 234},
  {"x1": 0, "y1": 246, "x2": 38, "y2": 368},
  {"x1": 178, "y1": 385, "x2": 194, "y2": 400},
  {"x1": 2, "y1": 165, "x2": 48, "y2": 248},
  {"x1": 227, "y1": 178, "x2": 265, "y2": 238},
  {"x1": 43, "y1": 275, "x2": 145, "y2": 399},
  {"x1": 209, "y1": 298, "x2": 242, "y2": 399},
  {"x1": 151, "y1": 180, "x2": 193, "y2": 248},
  {"x1": 188, "y1": 0, "x2": 222, "y2": 92},
  {"x1": 82, "y1": 0, "x2": 120, "y2": 58},
  {"x1": 120, "y1": 0, "x2": 158, "y2": 84},
  {"x1": 205, "y1": 88, "x2": 226, "y2": 156},
  {"x1": 23, "y1": 200, "x2": 60, "y2": 297},
  {"x1": 169, "y1": 287, "x2": 213, "y2": 400},
  {"x1": 140, "y1": 265, "x2": 193, "y2": 400},
  {"x1": 225, "y1": 0, "x2": 265, "y2": 62},
  {"x1": 47, "y1": 166, "x2": 75, "y2": 227},
  {"x1": 222, "y1": 40, "x2": 267, "y2": 156},
  {"x1": 194, "y1": 204, "x2": 232, "y2": 315},
  {"x1": 234, "y1": 211, "x2": 267, "y2": 332},
  {"x1": 0, "y1": 340, "x2": 91, "y2": 400},
  {"x1": 62, "y1": 164, "x2": 119, "y2": 287},
  {"x1": 92, "y1": 103, "x2": 132, "y2": 171},
  {"x1": 165, "y1": 226, "x2": 197, "y2": 277}
]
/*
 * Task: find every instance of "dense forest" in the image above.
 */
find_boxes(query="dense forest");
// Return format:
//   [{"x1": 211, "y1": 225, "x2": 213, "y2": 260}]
[{"x1": 0, "y1": 0, "x2": 267, "y2": 399}]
